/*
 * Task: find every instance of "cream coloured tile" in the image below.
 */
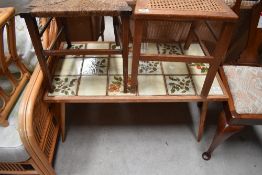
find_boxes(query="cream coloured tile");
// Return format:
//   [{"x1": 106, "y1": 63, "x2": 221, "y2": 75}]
[
  {"x1": 138, "y1": 61, "x2": 162, "y2": 74},
  {"x1": 48, "y1": 76, "x2": 79, "y2": 96},
  {"x1": 182, "y1": 43, "x2": 205, "y2": 56},
  {"x1": 188, "y1": 63, "x2": 209, "y2": 74},
  {"x1": 108, "y1": 76, "x2": 134, "y2": 96},
  {"x1": 109, "y1": 58, "x2": 132, "y2": 75},
  {"x1": 82, "y1": 58, "x2": 108, "y2": 75},
  {"x1": 192, "y1": 75, "x2": 223, "y2": 95},
  {"x1": 86, "y1": 42, "x2": 110, "y2": 49},
  {"x1": 86, "y1": 42, "x2": 110, "y2": 57},
  {"x1": 78, "y1": 76, "x2": 107, "y2": 96},
  {"x1": 141, "y1": 43, "x2": 158, "y2": 54},
  {"x1": 162, "y1": 62, "x2": 188, "y2": 74},
  {"x1": 55, "y1": 58, "x2": 83, "y2": 75},
  {"x1": 138, "y1": 75, "x2": 166, "y2": 96},
  {"x1": 166, "y1": 76, "x2": 195, "y2": 95}
]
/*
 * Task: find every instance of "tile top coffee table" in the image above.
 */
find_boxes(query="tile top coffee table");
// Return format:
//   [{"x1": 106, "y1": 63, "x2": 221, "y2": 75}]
[{"x1": 131, "y1": 0, "x2": 238, "y2": 98}]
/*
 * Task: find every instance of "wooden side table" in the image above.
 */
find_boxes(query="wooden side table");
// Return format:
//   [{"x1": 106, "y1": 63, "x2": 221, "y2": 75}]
[
  {"x1": 131, "y1": 0, "x2": 238, "y2": 97},
  {"x1": 0, "y1": 0, "x2": 132, "y2": 93}
]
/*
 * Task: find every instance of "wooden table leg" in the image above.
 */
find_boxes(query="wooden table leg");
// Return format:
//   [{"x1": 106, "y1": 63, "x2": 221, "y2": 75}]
[
  {"x1": 197, "y1": 101, "x2": 208, "y2": 142},
  {"x1": 60, "y1": 103, "x2": 66, "y2": 142},
  {"x1": 121, "y1": 14, "x2": 130, "y2": 93},
  {"x1": 56, "y1": 17, "x2": 71, "y2": 48},
  {"x1": 201, "y1": 22, "x2": 235, "y2": 97},
  {"x1": 131, "y1": 19, "x2": 143, "y2": 91},
  {"x1": 22, "y1": 14, "x2": 53, "y2": 92}
]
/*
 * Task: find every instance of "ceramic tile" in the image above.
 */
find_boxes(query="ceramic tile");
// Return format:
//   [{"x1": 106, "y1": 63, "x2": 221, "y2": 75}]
[
  {"x1": 86, "y1": 42, "x2": 110, "y2": 57},
  {"x1": 166, "y1": 76, "x2": 195, "y2": 95},
  {"x1": 49, "y1": 76, "x2": 79, "y2": 96},
  {"x1": 108, "y1": 76, "x2": 134, "y2": 96},
  {"x1": 138, "y1": 61, "x2": 162, "y2": 74},
  {"x1": 82, "y1": 58, "x2": 108, "y2": 75},
  {"x1": 182, "y1": 43, "x2": 205, "y2": 56},
  {"x1": 192, "y1": 75, "x2": 223, "y2": 95},
  {"x1": 78, "y1": 76, "x2": 107, "y2": 96},
  {"x1": 141, "y1": 43, "x2": 158, "y2": 54},
  {"x1": 158, "y1": 43, "x2": 182, "y2": 55},
  {"x1": 138, "y1": 75, "x2": 166, "y2": 96},
  {"x1": 54, "y1": 58, "x2": 83, "y2": 75},
  {"x1": 109, "y1": 57, "x2": 132, "y2": 75},
  {"x1": 63, "y1": 43, "x2": 86, "y2": 58},
  {"x1": 188, "y1": 63, "x2": 209, "y2": 74},
  {"x1": 86, "y1": 42, "x2": 110, "y2": 49},
  {"x1": 162, "y1": 62, "x2": 188, "y2": 74}
]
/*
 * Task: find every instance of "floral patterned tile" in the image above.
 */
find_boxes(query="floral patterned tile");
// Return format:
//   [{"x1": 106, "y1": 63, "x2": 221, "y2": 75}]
[
  {"x1": 63, "y1": 43, "x2": 86, "y2": 58},
  {"x1": 188, "y1": 63, "x2": 209, "y2": 74},
  {"x1": 141, "y1": 43, "x2": 158, "y2": 54},
  {"x1": 78, "y1": 76, "x2": 107, "y2": 96},
  {"x1": 182, "y1": 43, "x2": 205, "y2": 56},
  {"x1": 48, "y1": 76, "x2": 79, "y2": 96},
  {"x1": 192, "y1": 75, "x2": 223, "y2": 95},
  {"x1": 109, "y1": 57, "x2": 132, "y2": 75},
  {"x1": 138, "y1": 75, "x2": 166, "y2": 96},
  {"x1": 166, "y1": 76, "x2": 195, "y2": 95},
  {"x1": 162, "y1": 62, "x2": 188, "y2": 74},
  {"x1": 108, "y1": 76, "x2": 134, "y2": 96},
  {"x1": 158, "y1": 43, "x2": 182, "y2": 55},
  {"x1": 82, "y1": 57, "x2": 108, "y2": 75},
  {"x1": 54, "y1": 58, "x2": 83, "y2": 75},
  {"x1": 138, "y1": 61, "x2": 162, "y2": 74}
]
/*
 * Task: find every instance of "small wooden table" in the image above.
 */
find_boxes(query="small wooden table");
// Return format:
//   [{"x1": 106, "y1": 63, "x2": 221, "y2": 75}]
[
  {"x1": 0, "y1": 0, "x2": 132, "y2": 92},
  {"x1": 131, "y1": 0, "x2": 238, "y2": 97}
]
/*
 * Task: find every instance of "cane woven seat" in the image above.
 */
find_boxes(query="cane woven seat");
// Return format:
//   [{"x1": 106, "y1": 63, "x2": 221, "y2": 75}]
[{"x1": 149, "y1": 0, "x2": 223, "y2": 11}]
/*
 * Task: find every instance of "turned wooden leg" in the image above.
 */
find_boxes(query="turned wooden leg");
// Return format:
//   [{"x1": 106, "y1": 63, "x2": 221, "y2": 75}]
[
  {"x1": 202, "y1": 111, "x2": 244, "y2": 160},
  {"x1": 197, "y1": 101, "x2": 208, "y2": 142}
]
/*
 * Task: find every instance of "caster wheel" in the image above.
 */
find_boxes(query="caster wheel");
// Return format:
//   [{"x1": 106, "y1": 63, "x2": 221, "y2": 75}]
[{"x1": 202, "y1": 152, "x2": 211, "y2": 160}]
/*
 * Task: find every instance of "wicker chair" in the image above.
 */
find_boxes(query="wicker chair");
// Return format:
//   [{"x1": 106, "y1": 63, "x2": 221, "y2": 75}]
[{"x1": 0, "y1": 7, "x2": 60, "y2": 175}]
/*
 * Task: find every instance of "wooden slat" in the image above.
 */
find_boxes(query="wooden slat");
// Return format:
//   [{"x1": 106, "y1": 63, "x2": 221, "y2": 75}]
[{"x1": 140, "y1": 54, "x2": 214, "y2": 63}]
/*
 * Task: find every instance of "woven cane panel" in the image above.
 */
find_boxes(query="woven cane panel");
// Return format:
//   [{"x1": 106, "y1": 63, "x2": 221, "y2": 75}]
[{"x1": 149, "y1": 0, "x2": 223, "y2": 11}]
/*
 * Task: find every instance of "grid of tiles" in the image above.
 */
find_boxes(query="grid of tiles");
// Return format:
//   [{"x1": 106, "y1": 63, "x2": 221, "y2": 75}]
[{"x1": 49, "y1": 42, "x2": 223, "y2": 97}]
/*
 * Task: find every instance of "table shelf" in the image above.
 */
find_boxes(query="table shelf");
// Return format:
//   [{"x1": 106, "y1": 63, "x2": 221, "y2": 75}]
[{"x1": 44, "y1": 41, "x2": 228, "y2": 103}]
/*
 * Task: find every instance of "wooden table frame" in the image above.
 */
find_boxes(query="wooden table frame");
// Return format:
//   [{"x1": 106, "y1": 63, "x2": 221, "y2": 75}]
[
  {"x1": 20, "y1": 11, "x2": 131, "y2": 93},
  {"x1": 131, "y1": 0, "x2": 238, "y2": 98}
]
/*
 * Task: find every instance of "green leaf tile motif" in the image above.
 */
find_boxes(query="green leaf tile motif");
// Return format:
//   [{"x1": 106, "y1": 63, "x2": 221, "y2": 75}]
[
  {"x1": 52, "y1": 77, "x2": 78, "y2": 96},
  {"x1": 158, "y1": 43, "x2": 182, "y2": 55},
  {"x1": 139, "y1": 61, "x2": 161, "y2": 74},
  {"x1": 167, "y1": 76, "x2": 194, "y2": 95},
  {"x1": 82, "y1": 58, "x2": 108, "y2": 75}
]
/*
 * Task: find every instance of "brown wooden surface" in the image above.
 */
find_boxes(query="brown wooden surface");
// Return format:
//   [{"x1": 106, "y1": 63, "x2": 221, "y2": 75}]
[{"x1": 29, "y1": 0, "x2": 132, "y2": 17}]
